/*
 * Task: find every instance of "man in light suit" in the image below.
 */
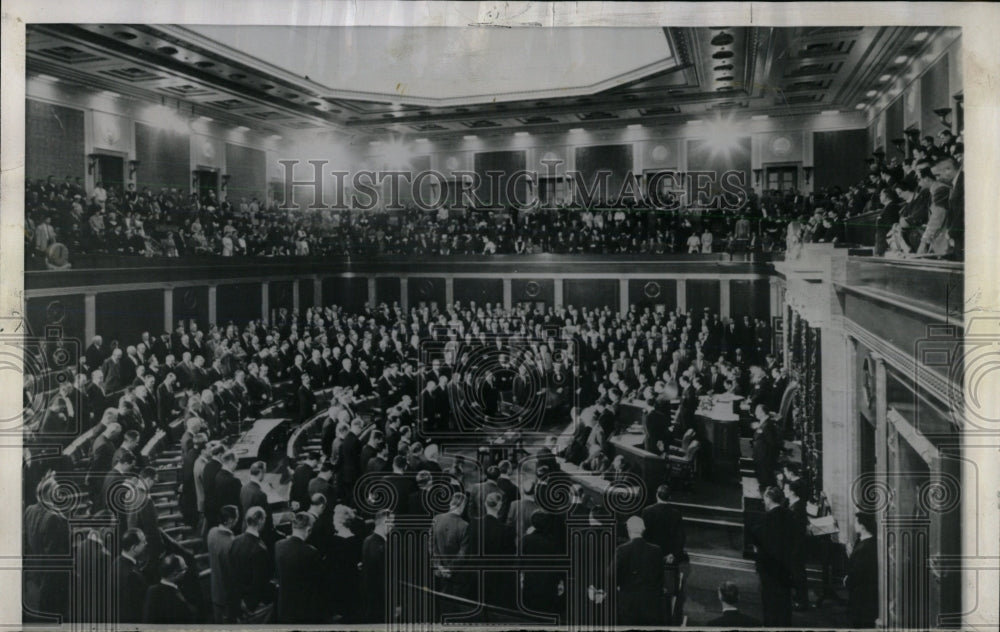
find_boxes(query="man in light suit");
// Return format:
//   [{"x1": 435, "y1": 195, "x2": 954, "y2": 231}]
[
  {"x1": 207, "y1": 505, "x2": 239, "y2": 622},
  {"x1": 431, "y1": 492, "x2": 470, "y2": 598}
]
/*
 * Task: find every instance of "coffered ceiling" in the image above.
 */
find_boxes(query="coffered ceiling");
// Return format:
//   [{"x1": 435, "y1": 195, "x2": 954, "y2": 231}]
[{"x1": 26, "y1": 24, "x2": 944, "y2": 139}]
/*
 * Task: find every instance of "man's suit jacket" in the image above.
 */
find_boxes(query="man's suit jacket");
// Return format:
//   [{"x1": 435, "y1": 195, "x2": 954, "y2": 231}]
[
  {"x1": 496, "y1": 477, "x2": 519, "y2": 523},
  {"x1": 126, "y1": 490, "x2": 163, "y2": 561},
  {"x1": 88, "y1": 435, "x2": 116, "y2": 487},
  {"x1": 467, "y1": 479, "x2": 500, "y2": 519},
  {"x1": 207, "y1": 525, "x2": 236, "y2": 610},
  {"x1": 306, "y1": 475, "x2": 336, "y2": 506},
  {"x1": 707, "y1": 609, "x2": 761, "y2": 627},
  {"x1": 338, "y1": 432, "x2": 362, "y2": 486},
  {"x1": 641, "y1": 502, "x2": 686, "y2": 561},
  {"x1": 229, "y1": 531, "x2": 273, "y2": 610},
  {"x1": 214, "y1": 469, "x2": 243, "y2": 522},
  {"x1": 240, "y1": 480, "x2": 270, "y2": 521},
  {"x1": 201, "y1": 458, "x2": 223, "y2": 525},
  {"x1": 274, "y1": 535, "x2": 323, "y2": 623},
  {"x1": 750, "y1": 505, "x2": 793, "y2": 585},
  {"x1": 613, "y1": 537, "x2": 665, "y2": 625},
  {"x1": 289, "y1": 463, "x2": 315, "y2": 510},
  {"x1": 846, "y1": 536, "x2": 879, "y2": 627},
  {"x1": 113, "y1": 554, "x2": 147, "y2": 623},
  {"x1": 431, "y1": 511, "x2": 469, "y2": 566},
  {"x1": 469, "y1": 514, "x2": 513, "y2": 555},
  {"x1": 361, "y1": 532, "x2": 386, "y2": 622},
  {"x1": 142, "y1": 582, "x2": 197, "y2": 624}
]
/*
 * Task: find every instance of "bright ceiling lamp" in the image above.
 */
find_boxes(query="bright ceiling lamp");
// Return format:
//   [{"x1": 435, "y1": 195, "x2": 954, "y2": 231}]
[{"x1": 702, "y1": 115, "x2": 742, "y2": 158}]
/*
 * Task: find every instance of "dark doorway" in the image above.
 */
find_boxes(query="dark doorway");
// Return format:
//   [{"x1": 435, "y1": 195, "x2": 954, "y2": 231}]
[
  {"x1": 95, "y1": 154, "x2": 125, "y2": 199},
  {"x1": 193, "y1": 168, "x2": 220, "y2": 205}
]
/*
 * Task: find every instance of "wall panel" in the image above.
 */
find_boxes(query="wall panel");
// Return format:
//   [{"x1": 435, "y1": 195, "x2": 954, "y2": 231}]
[
  {"x1": 813, "y1": 129, "x2": 869, "y2": 192},
  {"x1": 25, "y1": 294, "x2": 86, "y2": 348},
  {"x1": 216, "y1": 283, "x2": 262, "y2": 326},
  {"x1": 511, "y1": 278, "x2": 554, "y2": 307},
  {"x1": 453, "y1": 278, "x2": 503, "y2": 307},
  {"x1": 628, "y1": 279, "x2": 677, "y2": 313},
  {"x1": 25, "y1": 99, "x2": 85, "y2": 184},
  {"x1": 135, "y1": 122, "x2": 190, "y2": 193},
  {"x1": 374, "y1": 277, "x2": 401, "y2": 307},
  {"x1": 324, "y1": 277, "x2": 369, "y2": 312},
  {"x1": 172, "y1": 286, "x2": 209, "y2": 330},
  {"x1": 729, "y1": 279, "x2": 770, "y2": 321},
  {"x1": 95, "y1": 290, "x2": 164, "y2": 347},
  {"x1": 686, "y1": 279, "x2": 720, "y2": 315},
  {"x1": 408, "y1": 277, "x2": 446, "y2": 309},
  {"x1": 225, "y1": 143, "x2": 267, "y2": 202},
  {"x1": 564, "y1": 279, "x2": 618, "y2": 310}
]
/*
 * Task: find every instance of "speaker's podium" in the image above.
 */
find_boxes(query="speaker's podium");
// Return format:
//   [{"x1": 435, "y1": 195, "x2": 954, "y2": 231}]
[{"x1": 230, "y1": 417, "x2": 289, "y2": 467}]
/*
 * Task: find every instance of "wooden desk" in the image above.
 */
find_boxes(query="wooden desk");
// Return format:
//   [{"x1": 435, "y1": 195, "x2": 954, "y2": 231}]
[
  {"x1": 609, "y1": 432, "x2": 667, "y2": 494},
  {"x1": 559, "y1": 459, "x2": 642, "y2": 509},
  {"x1": 230, "y1": 417, "x2": 289, "y2": 467}
]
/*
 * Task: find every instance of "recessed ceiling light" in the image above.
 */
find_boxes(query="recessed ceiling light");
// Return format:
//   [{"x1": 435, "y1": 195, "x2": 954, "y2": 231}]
[
  {"x1": 236, "y1": 125, "x2": 250, "y2": 132},
  {"x1": 866, "y1": 90, "x2": 877, "y2": 97},
  {"x1": 855, "y1": 103, "x2": 867, "y2": 110},
  {"x1": 712, "y1": 50, "x2": 735, "y2": 60},
  {"x1": 114, "y1": 31, "x2": 137, "y2": 41},
  {"x1": 913, "y1": 32, "x2": 929, "y2": 42},
  {"x1": 879, "y1": 74, "x2": 892, "y2": 82},
  {"x1": 626, "y1": 124, "x2": 642, "y2": 129},
  {"x1": 464, "y1": 135, "x2": 478, "y2": 140},
  {"x1": 270, "y1": 134, "x2": 282, "y2": 140},
  {"x1": 687, "y1": 119, "x2": 705, "y2": 125},
  {"x1": 711, "y1": 33, "x2": 735, "y2": 46},
  {"x1": 820, "y1": 110, "x2": 839, "y2": 115},
  {"x1": 369, "y1": 140, "x2": 384, "y2": 145},
  {"x1": 157, "y1": 46, "x2": 178, "y2": 55},
  {"x1": 195, "y1": 61, "x2": 215, "y2": 69},
  {"x1": 751, "y1": 114, "x2": 769, "y2": 120},
  {"x1": 893, "y1": 55, "x2": 908, "y2": 64},
  {"x1": 198, "y1": 115, "x2": 213, "y2": 122},
  {"x1": 515, "y1": 131, "x2": 530, "y2": 136},
  {"x1": 415, "y1": 138, "x2": 429, "y2": 143}
]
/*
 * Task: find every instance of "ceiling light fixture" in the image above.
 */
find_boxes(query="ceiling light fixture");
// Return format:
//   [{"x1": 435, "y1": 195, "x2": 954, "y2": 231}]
[
  {"x1": 415, "y1": 138, "x2": 429, "y2": 143},
  {"x1": 913, "y1": 32, "x2": 929, "y2": 42},
  {"x1": 866, "y1": 90, "x2": 878, "y2": 97},
  {"x1": 626, "y1": 124, "x2": 642, "y2": 129},
  {"x1": 751, "y1": 115, "x2": 769, "y2": 120},
  {"x1": 820, "y1": 110, "x2": 840, "y2": 115},
  {"x1": 569, "y1": 128, "x2": 585, "y2": 133},
  {"x1": 855, "y1": 103, "x2": 867, "y2": 110},
  {"x1": 879, "y1": 74, "x2": 892, "y2": 83},
  {"x1": 893, "y1": 55, "x2": 908, "y2": 64},
  {"x1": 236, "y1": 125, "x2": 250, "y2": 132},
  {"x1": 464, "y1": 135, "x2": 478, "y2": 140},
  {"x1": 515, "y1": 131, "x2": 530, "y2": 136},
  {"x1": 687, "y1": 119, "x2": 705, "y2": 125}
]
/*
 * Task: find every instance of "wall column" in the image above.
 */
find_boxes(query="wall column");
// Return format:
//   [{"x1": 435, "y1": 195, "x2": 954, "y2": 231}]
[
  {"x1": 503, "y1": 279, "x2": 512, "y2": 310},
  {"x1": 872, "y1": 352, "x2": 888, "y2": 629},
  {"x1": 618, "y1": 279, "x2": 629, "y2": 315},
  {"x1": 163, "y1": 288, "x2": 173, "y2": 334},
  {"x1": 207, "y1": 285, "x2": 217, "y2": 326},
  {"x1": 400, "y1": 278, "x2": 409, "y2": 312},
  {"x1": 770, "y1": 277, "x2": 782, "y2": 318},
  {"x1": 367, "y1": 277, "x2": 377, "y2": 308},
  {"x1": 292, "y1": 280, "x2": 300, "y2": 313},
  {"x1": 720, "y1": 279, "x2": 731, "y2": 319},
  {"x1": 313, "y1": 275, "x2": 323, "y2": 308},
  {"x1": 84, "y1": 292, "x2": 96, "y2": 343},
  {"x1": 445, "y1": 278, "x2": 454, "y2": 307},
  {"x1": 676, "y1": 279, "x2": 687, "y2": 313},
  {"x1": 261, "y1": 282, "x2": 269, "y2": 323}
]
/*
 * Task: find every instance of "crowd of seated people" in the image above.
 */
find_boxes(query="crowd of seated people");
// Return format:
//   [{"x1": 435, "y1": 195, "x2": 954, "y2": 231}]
[
  {"x1": 778, "y1": 128, "x2": 964, "y2": 260},
  {"x1": 23, "y1": 293, "x2": 822, "y2": 626},
  {"x1": 25, "y1": 173, "x2": 811, "y2": 262}
]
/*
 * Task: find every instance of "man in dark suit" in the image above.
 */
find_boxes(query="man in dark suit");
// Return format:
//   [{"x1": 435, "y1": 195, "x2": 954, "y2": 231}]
[
  {"x1": 469, "y1": 491, "x2": 513, "y2": 555},
  {"x1": 846, "y1": 511, "x2": 879, "y2": 629},
  {"x1": 359, "y1": 429, "x2": 384, "y2": 475},
  {"x1": 274, "y1": 512, "x2": 323, "y2": 624},
  {"x1": 785, "y1": 480, "x2": 810, "y2": 609},
  {"x1": 307, "y1": 461, "x2": 337, "y2": 506},
  {"x1": 707, "y1": 581, "x2": 761, "y2": 627},
  {"x1": 641, "y1": 484, "x2": 686, "y2": 564},
  {"x1": 480, "y1": 372, "x2": 500, "y2": 416},
  {"x1": 114, "y1": 528, "x2": 149, "y2": 624},
  {"x1": 748, "y1": 486, "x2": 794, "y2": 627},
  {"x1": 207, "y1": 505, "x2": 239, "y2": 622},
  {"x1": 361, "y1": 509, "x2": 389, "y2": 623},
  {"x1": 142, "y1": 554, "x2": 197, "y2": 624},
  {"x1": 156, "y1": 372, "x2": 179, "y2": 432},
  {"x1": 201, "y1": 443, "x2": 226, "y2": 530},
  {"x1": 289, "y1": 451, "x2": 319, "y2": 511},
  {"x1": 495, "y1": 460, "x2": 519, "y2": 523},
  {"x1": 752, "y1": 406, "x2": 780, "y2": 494},
  {"x1": 295, "y1": 373, "x2": 317, "y2": 424},
  {"x1": 112, "y1": 429, "x2": 144, "y2": 470},
  {"x1": 338, "y1": 419, "x2": 364, "y2": 497},
  {"x1": 382, "y1": 455, "x2": 414, "y2": 515},
  {"x1": 613, "y1": 516, "x2": 665, "y2": 625},
  {"x1": 87, "y1": 422, "x2": 122, "y2": 510},
  {"x1": 240, "y1": 461, "x2": 271, "y2": 532},
  {"x1": 431, "y1": 492, "x2": 470, "y2": 598},
  {"x1": 520, "y1": 510, "x2": 563, "y2": 615},
  {"x1": 214, "y1": 452, "x2": 243, "y2": 530},
  {"x1": 125, "y1": 467, "x2": 163, "y2": 564},
  {"x1": 229, "y1": 507, "x2": 275, "y2": 618},
  {"x1": 467, "y1": 466, "x2": 501, "y2": 520}
]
